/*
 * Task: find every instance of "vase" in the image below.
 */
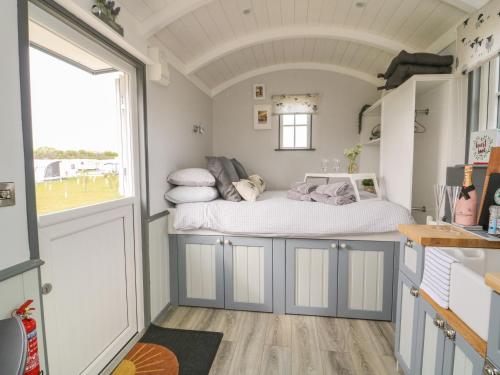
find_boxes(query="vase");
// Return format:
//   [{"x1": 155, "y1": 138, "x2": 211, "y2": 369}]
[{"x1": 347, "y1": 160, "x2": 358, "y2": 174}]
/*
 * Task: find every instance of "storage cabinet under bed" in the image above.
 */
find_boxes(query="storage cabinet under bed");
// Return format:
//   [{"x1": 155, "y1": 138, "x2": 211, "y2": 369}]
[{"x1": 173, "y1": 234, "x2": 398, "y2": 320}]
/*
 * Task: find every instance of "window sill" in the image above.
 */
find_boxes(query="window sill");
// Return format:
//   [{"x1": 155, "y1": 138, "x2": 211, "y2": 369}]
[{"x1": 274, "y1": 148, "x2": 316, "y2": 151}]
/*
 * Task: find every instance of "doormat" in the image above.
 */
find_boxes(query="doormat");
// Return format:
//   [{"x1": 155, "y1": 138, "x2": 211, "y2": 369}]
[{"x1": 113, "y1": 324, "x2": 223, "y2": 375}]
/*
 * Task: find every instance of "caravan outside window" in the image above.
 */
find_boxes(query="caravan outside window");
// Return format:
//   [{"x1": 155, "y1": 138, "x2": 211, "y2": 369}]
[{"x1": 278, "y1": 113, "x2": 312, "y2": 150}]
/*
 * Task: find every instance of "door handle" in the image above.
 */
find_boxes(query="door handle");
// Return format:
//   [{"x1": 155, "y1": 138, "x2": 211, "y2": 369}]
[{"x1": 41, "y1": 283, "x2": 53, "y2": 295}]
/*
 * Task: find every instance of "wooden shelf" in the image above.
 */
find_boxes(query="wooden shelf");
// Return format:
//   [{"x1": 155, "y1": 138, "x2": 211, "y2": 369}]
[
  {"x1": 420, "y1": 290, "x2": 487, "y2": 358},
  {"x1": 363, "y1": 138, "x2": 380, "y2": 146},
  {"x1": 363, "y1": 98, "x2": 382, "y2": 116},
  {"x1": 398, "y1": 224, "x2": 500, "y2": 249},
  {"x1": 486, "y1": 273, "x2": 500, "y2": 294}
]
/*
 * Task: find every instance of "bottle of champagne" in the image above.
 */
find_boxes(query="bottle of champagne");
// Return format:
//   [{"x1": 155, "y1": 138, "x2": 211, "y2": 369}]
[{"x1": 454, "y1": 165, "x2": 477, "y2": 226}]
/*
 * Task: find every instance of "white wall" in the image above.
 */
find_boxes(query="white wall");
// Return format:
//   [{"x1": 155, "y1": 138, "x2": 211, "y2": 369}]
[
  {"x1": 147, "y1": 67, "x2": 213, "y2": 215},
  {"x1": 0, "y1": 0, "x2": 31, "y2": 270},
  {"x1": 212, "y1": 70, "x2": 379, "y2": 189}
]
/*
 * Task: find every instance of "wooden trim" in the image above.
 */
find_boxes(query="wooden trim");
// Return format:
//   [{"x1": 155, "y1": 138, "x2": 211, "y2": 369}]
[
  {"x1": 485, "y1": 273, "x2": 500, "y2": 294},
  {"x1": 420, "y1": 289, "x2": 487, "y2": 358},
  {"x1": 398, "y1": 224, "x2": 500, "y2": 249}
]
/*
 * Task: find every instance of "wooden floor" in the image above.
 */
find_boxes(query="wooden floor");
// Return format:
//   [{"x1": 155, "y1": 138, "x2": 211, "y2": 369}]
[{"x1": 158, "y1": 306, "x2": 401, "y2": 375}]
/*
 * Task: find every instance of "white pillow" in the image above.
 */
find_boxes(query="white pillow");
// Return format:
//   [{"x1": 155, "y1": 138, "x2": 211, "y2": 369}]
[
  {"x1": 232, "y1": 179, "x2": 260, "y2": 202},
  {"x1": 167, "y1": 168, "x2": 215, "y2": 187},
  {"x1": 165, "y1": 186, "x2": 219, "y2": 204},
  {"x1": 248, "y1": 174, "x2": 266, "y2": 194}
]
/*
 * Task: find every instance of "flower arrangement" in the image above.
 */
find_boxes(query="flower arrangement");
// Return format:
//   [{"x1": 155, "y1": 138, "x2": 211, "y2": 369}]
[{"x1": 344, "y1": 144, "x2": 362, "y2": 174}]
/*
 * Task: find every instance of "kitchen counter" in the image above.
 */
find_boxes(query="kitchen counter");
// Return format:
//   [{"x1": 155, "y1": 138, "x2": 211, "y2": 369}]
[
  {"x1": 398, "y1": 224, "x2": 500, "y2": 249},
  {"x1": 486, "y1": 273, "x2": 500, "y2": 294}
]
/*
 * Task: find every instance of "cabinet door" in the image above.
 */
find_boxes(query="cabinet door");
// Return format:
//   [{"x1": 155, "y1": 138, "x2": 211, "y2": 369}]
[
  {"x1": 488, "y1": 292, "x2": 500, "y2": 369},
  {"x1": 414, "y1": 299, "x2": 446, "y2": 375},
  {"x1": 178, "y1": 235, "x2": 224, "y2": 308},
  {"x1": 337, "y1": 240, "x2": 395, "y2": 321},
  {"x1": 442, "y1": 330, "x2": 484, "y2": 375},
  {"x1": 285, "y1": 239, "x2": 338, "y2": 316},
  {"x1": 395, "y1": 271, "x2": 421, "y2": 375},
  {"x1": 224, "y1": 237, "x2": 273, "y2": 312},
  {"x1": 399, "y1": 237, "x2": 425, "y2": 285}
]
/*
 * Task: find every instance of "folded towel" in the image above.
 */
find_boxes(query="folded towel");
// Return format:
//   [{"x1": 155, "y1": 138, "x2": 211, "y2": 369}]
[
  {"x1": 421, "y1": 282, "x2": 450, "y2": 308},
  {"x1": 315, "y1": 182, "x2": 352, "y2": 197},
  {"x1": 310, "y1": 191, "x2": 356, "y2": 205},
  {"x1": 286, "y1": 190, "x2": 313, "y2": 202},
  {"x1": 290, "y1": 182, "x2": 318, "y2": 195}
]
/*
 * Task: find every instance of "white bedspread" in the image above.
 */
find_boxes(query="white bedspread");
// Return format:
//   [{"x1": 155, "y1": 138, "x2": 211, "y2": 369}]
[{"x1": 173, "y1": 190, "x2": 413, "y2": 237}]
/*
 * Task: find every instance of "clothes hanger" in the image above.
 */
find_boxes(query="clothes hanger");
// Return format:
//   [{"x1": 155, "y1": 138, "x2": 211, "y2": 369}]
[{"x1": 414, "y1": 108, "x2": 429, "y2": 134}]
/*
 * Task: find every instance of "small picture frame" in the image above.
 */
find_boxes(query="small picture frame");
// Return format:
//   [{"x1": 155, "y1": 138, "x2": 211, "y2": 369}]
[
  {"x1": 253, "y1": 104, "x2": 272, "y2": 130},
  {"x1": 253, "y1": 84, "x2": 265, "y2": 100}
]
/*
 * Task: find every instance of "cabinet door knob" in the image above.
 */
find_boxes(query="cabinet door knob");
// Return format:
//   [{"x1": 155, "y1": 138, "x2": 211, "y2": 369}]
[
  {"x1": 224, "y1": 239, "x2": 231, "y2": 245},
  {"x1": 409, "y1": 287, "x2": 419, "y2": 297},
  {"x1": 405, "y1": 239, "x2": 413, "y2": 248},
  {"x1": 433, "y1": 317, "x2": 445, "y2": 329},
  {"x1": 41, "y1": 283, "x2": 53, "y2": 295},
  {"x1": 216, "y1": 238, "x2": 222, "y2": 245},
  {"x1": 484, "y1": 362, "x2": 500, "y2": 375},
  {"x1": 331, "y1": 243, "x2": 337, "y2": 249},
  {"x1": 444, "y1": 328, "x2": 456, "y2": 341},
  {"x1": 340, "y1": 243, "x2": 347, "y2": 249}
]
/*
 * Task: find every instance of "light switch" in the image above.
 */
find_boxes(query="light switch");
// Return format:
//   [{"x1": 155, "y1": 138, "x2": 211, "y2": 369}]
[{"x1": 0, "y1": 182, "x2": 15, "y2": 207}]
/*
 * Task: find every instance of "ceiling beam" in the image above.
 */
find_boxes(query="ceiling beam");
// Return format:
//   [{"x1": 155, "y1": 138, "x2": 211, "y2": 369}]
[
  {"x1": 440, "y1": 0, "x2": 487, "y2": 13},
  {"x1": 141, "y1": 0, "x2": 213, "y2": 38},
  {"x1": 211, "y1": 63, "x2": 382, "y2": 96},
  {"x1": 186, "y1": 26, "x2": 415, "y2": 75}
]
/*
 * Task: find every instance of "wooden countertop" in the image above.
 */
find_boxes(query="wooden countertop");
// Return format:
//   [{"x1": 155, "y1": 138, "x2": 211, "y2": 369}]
[
  {"x1": 420, "y1": 290, "x2": 487, "y2": 358},
  {"x1": 398, "y1": 224, "x2": 500, "y2": 249},
  {"x1": 486, "y1": 273, "x2": 500, "y2": 294}
]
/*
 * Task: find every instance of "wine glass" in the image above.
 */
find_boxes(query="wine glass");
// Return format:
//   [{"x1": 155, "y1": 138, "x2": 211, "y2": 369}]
[
  {"x1": 433, "y1": 184, "x2": 447, "y2": 226},
  {"x1": 446, "y1": 186, "x2": 461, "y2": 225},
  {"x1": 321, "y1": 158, "x2": 329, "y2": 173},
  {"x1": 331, "y1": 158, "x2": 340, "y2": 172}
]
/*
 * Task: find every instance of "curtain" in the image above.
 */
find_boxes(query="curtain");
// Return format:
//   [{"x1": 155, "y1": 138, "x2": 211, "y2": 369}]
[
  {"x1": 457, "y1": 0, "x2": 500, "y2": 74},
  {"x1": 272, "y1": 94, "x2": 319, "y2": 114}
]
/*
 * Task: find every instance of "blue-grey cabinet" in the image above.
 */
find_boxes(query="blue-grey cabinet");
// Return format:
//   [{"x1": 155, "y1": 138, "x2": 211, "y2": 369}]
[
  {"x1": 285, "y1": 239, "x2": 338, "y2": 316},
  {"x1": 442, "y1": 327, "x2": 484, "y2": 375},
  {"x1": 177, "y1": 235, "x2": 225, "y2": 308},
  {"x1": 488, "y1": 292, "x2": 500, "y2": 370},
  {"x1": 399, "y1": 236, "x2": 425, "y2": 285},
  {"x1": 395, "y1": 271, "x2": 421, "y2": 375},
  {"x1": 223, "y1": 236, "x2": 273, "y2": 312},
  {"x1": 414, "y1": 298, "x2": 447, "y2": 375},
  {"x1": 337, "y1": 240, "x2": 395, "y2": 321}
]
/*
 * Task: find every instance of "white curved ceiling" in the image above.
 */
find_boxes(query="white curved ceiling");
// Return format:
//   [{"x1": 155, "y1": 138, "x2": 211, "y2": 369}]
[{"x1": 119, "y1": 0, "x2": 471, "y2": 95}]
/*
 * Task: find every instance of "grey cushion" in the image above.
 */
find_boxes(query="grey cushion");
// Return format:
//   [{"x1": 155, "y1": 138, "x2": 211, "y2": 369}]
[
  {"x1": 165, "y1": 186, "x2": 219, "y2": 204},
  {"x1": 167, "y1": 168, "x2": 215, "y2": 187},
  {"x1": 231, "y1": 158, "x2": 249, "y2": 179},
  {"x1": 206, "y1": 156, "x2": 242, "y2": 201}
]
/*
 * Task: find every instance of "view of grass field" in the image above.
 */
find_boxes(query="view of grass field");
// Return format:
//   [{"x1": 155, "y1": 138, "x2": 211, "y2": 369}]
[{"x1": 36, "y1": 175, "x2": 122, "y2": 215}]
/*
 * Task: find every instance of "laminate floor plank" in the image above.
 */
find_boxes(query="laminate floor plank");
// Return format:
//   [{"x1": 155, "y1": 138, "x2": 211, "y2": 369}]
[{"x1": 159, "y1": 307, "x2": 401, "y2": 375}]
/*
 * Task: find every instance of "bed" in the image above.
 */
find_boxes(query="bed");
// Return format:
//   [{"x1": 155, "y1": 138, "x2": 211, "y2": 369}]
[{"x1": 171, "y1": 190, "x2": 414, "y2": 238}]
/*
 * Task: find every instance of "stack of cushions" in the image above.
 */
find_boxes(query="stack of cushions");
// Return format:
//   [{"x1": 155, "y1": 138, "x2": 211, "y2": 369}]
[
  {"x1": 377, "y1": 50, "x2": 453, "y2": 91},
  {"x1": 206, "y1": 156, "x2": 266, "y2": 202},
  {"x1": 287, "y1": 181, "x2": 356, "y2": 206},
  {"x1": 165, "y1": 168, "x2": 219, "y2": 204}
]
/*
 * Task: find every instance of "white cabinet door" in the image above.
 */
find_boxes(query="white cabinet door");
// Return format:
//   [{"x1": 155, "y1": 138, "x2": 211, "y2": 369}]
[
  {"x1": 178, "y1": 235, "x2": 224, "y2": 308},
  {"x1": 285, "y1": 239, "x2": 337, "y2": 316},
  {"x1": 39, "y1": 205, "x2": 137, "y2": 375},
  {"x1": 395, "y1": 271, "x2": 421, "y2": 374},
  {"x1": 443, "y1": 332, "x2": 484, "y2": 375}
]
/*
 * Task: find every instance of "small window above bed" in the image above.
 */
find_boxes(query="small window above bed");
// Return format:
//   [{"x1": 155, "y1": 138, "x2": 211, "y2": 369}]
[{"x1": 277, "y1": 113, "x2": 313, "y2": 151}]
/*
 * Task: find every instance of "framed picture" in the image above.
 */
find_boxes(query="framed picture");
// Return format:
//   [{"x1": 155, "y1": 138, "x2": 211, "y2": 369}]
[
  {"x1": 253, "y1": 84, "x2": 265, "y2": 100},
  {"x1": 253, "y1": 104, "x2": 272, "y2": 130}
]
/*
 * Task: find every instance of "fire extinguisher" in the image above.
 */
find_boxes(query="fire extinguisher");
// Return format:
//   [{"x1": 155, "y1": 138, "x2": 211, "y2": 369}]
[{"x1": 15, "y1": 300, "x2": 41, "y2": 375}]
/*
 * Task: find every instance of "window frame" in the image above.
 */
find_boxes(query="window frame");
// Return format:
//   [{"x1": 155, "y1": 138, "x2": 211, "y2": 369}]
[{"x1": 276, "y1": 113, "x2": 315, "y2": 151}]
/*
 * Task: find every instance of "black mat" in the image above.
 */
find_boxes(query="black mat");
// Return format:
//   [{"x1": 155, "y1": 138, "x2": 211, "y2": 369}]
[{"x1": 140, "y1": 324, "x2": 223, "y2": 375}]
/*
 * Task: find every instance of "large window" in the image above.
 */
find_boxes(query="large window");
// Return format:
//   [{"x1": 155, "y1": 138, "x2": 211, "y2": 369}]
[
  {"x1": 278, "y1": 113, "x2": 313, "y2": 150},
  {"x1": 29, "y1": 21, "x2": 134, "y2": 215}
]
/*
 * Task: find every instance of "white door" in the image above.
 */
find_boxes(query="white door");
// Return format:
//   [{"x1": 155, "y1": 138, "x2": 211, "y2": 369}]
[{"x1": 28, "y1": 4, "x2": 143, "y2": 374}]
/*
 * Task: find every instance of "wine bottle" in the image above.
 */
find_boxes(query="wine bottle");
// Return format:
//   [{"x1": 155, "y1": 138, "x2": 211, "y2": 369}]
[{"x1": 454, "y1": 165, "x2": 478, "y2": 226}]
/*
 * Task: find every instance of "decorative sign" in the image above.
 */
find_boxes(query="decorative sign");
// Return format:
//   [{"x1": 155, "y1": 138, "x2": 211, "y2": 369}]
[
  {"x1": 468, "y1": 129, "x2": 500, "y2": 164},
  {"x1": 253, "y1": 104, "x2": 272, "y2": 130},
  {"x1": 456, "y1": 0, "x2": 500, "y2": 74}
]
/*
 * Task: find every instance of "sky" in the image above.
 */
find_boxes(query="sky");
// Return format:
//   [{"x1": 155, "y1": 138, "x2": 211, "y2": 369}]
[{"x1": 29, "y1": 47, "x2": 122, "y2": 153}]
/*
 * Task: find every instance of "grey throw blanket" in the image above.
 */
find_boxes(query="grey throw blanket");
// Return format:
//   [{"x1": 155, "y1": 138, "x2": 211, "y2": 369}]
[
  {"x1": 379, "y1": 50, "x2": 453, "y2": 79},
  {"x1": 378, "y1": 64, "x2": 452, "y2": 91},
  {"x1": 311, "y1": 191, "x2": 356, "y2": 206},
  {"x1": 287, "y1": 190, "x2": 313, "y2": 201},
  {"x1": 290, "y1": 181, "x2": 318, "y2": 194},
  {"x1": 315, "y1": 182, "x2": 352, "y2": 197}
]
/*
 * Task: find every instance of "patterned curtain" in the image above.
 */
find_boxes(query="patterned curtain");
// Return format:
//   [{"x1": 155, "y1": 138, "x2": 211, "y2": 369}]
[
  {"x1": 456, "y1": 0, "x2": 500, "y2": 74},
  {"x1": 272, "y1": 94, "x2": 319, "y2": 114}
]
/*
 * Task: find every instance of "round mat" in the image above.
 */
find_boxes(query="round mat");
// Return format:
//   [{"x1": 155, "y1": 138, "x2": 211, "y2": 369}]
[{"x1": 113, "y1": 342, "x2": 179, "y2": 375}]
